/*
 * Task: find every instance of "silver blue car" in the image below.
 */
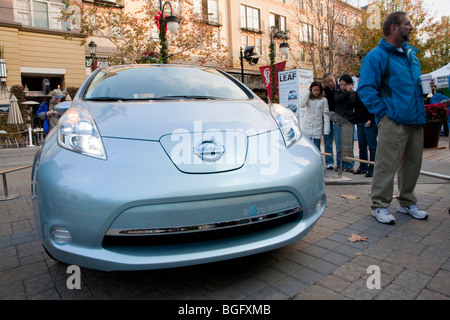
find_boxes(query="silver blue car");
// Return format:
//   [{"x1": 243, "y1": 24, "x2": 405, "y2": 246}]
[{"x1": 32, "y1": 64, "x2": 326, "y2": 271}]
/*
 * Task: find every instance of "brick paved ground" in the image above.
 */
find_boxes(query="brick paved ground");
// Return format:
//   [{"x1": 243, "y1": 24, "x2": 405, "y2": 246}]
[{"x1": 0, "y1": 140, "x2": 449, "y2": 300}]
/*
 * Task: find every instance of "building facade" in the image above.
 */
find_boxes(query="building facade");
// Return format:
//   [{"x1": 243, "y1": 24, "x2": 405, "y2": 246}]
[
  {"x1": 0, "y1": 0, "x2": 88, "y2": 98},
  {"x1": 0, "y1": 0, "x2": 361, "y2": 101}
]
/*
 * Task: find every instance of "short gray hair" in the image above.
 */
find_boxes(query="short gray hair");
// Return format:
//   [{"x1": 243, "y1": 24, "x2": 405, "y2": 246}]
[
  {"x1": 382, "y1": 11, "x2": 407, "y2": 37},
  {"x1": 323, "y1": 73, "x2": 334, "y2": 80}
]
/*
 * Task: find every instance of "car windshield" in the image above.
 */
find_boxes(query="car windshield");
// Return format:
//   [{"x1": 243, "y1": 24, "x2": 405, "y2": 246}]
[{"x1": 83, "y1": 65, "x2": 252, "y2": 101}]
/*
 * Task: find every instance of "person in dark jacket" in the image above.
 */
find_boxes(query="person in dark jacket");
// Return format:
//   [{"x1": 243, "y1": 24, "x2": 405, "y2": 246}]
[
  {"x1": 333, "y1": 74, "x2": 356, "y2": 172},
  {"x1": 354, "y1": 94, "x2": 377, "y2": 177},
  {"x1": 323, "y1": 73, "x2": 339, "y2": 170},
  {"x1": 430, "y1": 89, "x2": 449, "y2": 136}
]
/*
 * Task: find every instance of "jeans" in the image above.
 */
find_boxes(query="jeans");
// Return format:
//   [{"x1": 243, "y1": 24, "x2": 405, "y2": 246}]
[
  {"x1": 323, "y1": 120, "x2": 334, "y2": 166},
  {"x1": 312, "y1": 138, "x2": 321, "y2": 150},
  {"x1": 356, "y1": 122, "x2": 378, "y2": 174}
]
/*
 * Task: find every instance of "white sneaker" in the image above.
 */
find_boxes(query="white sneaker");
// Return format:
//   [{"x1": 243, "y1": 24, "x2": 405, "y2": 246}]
[
  {"x1": 371, "y1": 208, "x2": 396, "y2": 225},
  {"x1": 397, "y1": 204, "x2": 428, "y2": 220}
]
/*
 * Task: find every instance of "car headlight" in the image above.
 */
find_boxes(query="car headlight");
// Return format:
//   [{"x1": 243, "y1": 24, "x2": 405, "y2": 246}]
[
  {"x1": 57, "y1": 106, "x2": 107, "y2": 160},
  {"x1": 271, "y1": 104, "x2": 301, "y2": 148}
]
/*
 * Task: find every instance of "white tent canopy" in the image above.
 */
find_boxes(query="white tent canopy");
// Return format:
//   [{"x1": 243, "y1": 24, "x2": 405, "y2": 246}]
[{"x1": 429, "y1": 63, "x2": 450, "y2": 88}]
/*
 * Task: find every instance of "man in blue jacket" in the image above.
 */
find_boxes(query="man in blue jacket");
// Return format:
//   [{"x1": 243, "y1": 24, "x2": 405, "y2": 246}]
[
  {"x1": 357, "y1": 11, "x2": 428, "y2": 224},
  {"x1": 36, "y1": 88, "x2": 63, "y2": 133}
]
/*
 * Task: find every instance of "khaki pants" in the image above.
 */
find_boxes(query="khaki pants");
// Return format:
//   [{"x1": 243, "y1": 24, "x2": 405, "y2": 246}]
[{"x1": 371, "y1": 116, "x2": 423, "y2": 210}]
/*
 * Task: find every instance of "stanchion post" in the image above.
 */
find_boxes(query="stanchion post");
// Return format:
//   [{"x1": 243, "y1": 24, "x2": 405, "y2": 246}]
[{"x1": 27, "y1": 126, "x2": 34, "y2": 147}]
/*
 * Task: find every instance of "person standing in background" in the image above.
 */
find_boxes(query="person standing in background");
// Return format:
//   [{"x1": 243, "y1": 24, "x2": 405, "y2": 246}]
[
  {"x1": 323, "y1": 73, "x2": 339, "y2": 170},
  {"x1": 36, "y1": 88, "x2": 63, "y2": 133},
  {"x1": 298, "y1": 81, "x2": 330, "y2": 150},
  {"x1": 354, "y1": 93, "x2": 377, "y2": 178},
  {"x1": 430, "y1": 89, "x2": 450, "y2": 136},
  {"x1": 334, "y1": 74, "x2": 357, "y2": 172}
]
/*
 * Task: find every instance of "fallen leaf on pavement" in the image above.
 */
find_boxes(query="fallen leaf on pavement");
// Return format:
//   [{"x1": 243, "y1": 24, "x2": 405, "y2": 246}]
[
  {"x1": 348, "y1": 233, "x2": 368, "y2": 242},
  {"x1": 341, "y1": 194, "x2": 360, "y2": 199}
]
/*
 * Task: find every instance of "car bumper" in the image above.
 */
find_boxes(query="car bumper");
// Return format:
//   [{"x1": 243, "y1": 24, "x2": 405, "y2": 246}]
[
  {"x1": 44, "y1": 207, "x2": 323, "y2": 271},
  {"x1": 33, "y1": 132, "x2": 326, "y2": 271}
]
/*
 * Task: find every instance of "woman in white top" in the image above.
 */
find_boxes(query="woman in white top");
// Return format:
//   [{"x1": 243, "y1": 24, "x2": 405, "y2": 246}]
[{"x1": 298, "y1": 81, "x2": 330, "y2": 150}]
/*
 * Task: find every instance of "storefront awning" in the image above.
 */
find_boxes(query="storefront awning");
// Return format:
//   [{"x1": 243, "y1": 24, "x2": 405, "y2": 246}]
[{"x1": 20, "y1": 67, "x2": 66, "y2": 76}]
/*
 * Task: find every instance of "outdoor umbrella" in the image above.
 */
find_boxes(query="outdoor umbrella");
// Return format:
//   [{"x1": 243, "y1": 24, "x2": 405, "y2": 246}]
[
  {"x1": 7, "y1": 95, "x2": 23, "y2": 125},
  {"x1": 7, "y1": 95, "x2": 23, "y2": 140}
]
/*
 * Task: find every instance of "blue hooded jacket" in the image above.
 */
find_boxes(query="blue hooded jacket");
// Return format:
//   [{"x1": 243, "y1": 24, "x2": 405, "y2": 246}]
[
  {"x1": 357, "y1": 38, "x2": 426, "y2": 125},
  {"x1": 36, "y1": 100, "x2": 51, "y2": 133},
  {"x1": 36, "y1": 99, "x2": 60, "y2": 133}
]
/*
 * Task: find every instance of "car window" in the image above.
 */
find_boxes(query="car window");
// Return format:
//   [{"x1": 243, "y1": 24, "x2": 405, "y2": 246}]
[{"x1": 83, "y1": 66, "x2": 252, "y2": 101}]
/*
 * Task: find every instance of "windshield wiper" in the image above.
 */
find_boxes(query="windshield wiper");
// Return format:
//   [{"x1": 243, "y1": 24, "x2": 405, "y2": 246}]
[
  {"x1": 84, "y1": 97, "x2": 133, "y2": 101},
  {"x1": 84, "y1": 96, "x2": 221, "y2": 101},
  {"x1": 157, "y1": 95, "x2": 219, "y2": 100}
]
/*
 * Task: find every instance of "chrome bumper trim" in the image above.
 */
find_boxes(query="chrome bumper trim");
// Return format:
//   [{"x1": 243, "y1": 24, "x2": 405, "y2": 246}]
[{"x1": 106, "y1": 206, "x2": 302, "y2": 236}]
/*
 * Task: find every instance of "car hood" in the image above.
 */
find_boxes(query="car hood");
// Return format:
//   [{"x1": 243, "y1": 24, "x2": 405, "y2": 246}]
[{"x1": 79, "y1": 100, "x2": 277, "y2": 140}]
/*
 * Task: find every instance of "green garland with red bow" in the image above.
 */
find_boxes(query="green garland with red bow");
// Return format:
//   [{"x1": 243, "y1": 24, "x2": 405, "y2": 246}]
[{"x1": 155, "y1": 11, "x2": 168, "y2": 32}]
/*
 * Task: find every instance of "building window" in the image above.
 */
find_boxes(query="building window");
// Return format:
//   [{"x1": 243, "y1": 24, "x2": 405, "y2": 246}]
[
  {"x1": 241, "y1": 35, "x2": 262, "y2": 56},
  {"x1": 242, "y1": 35, "x2": 247, "y2": 49},
  {"x1": 108, "y1": 14, "x2": 123, "y2": 38},
  {"x1": 210, "y1": 31, "x2": 220, "y2": 50},
  {"x1": 240, "y1": 4, "x2": 261, "y2": 33},
  {"x1": 299, "y1": 22, "x2": 314, "y2": 43},
  {"x1": 208, "y1": 0, "x2": 219, "y2": 24},
  {"x1": 193, "y1": 0, "x2": 220, "y2": 25},
  {"x1": 14, "y1": 0, "x2": 66, "y2": 30},
  {"x1": 299, "y1": 48, "x2": 305, "y2": 62},
  {"x1": 270, "y1": 13, "x2": 286, "y2": 33},
  {"x1": 15, "y1": 0, "x2": 31, "y2": 25},
  {"x1": 299, "y1": 0, "x2": 304, "y2": 10},
  {"x1": 319, "y1": 26, "x2": 328, "y2": 47}
]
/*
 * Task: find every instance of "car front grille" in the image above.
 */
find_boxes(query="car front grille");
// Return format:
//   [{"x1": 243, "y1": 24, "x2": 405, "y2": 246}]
[{"x1": 102, "y1": 206, "x2": 302, "y2": 247}]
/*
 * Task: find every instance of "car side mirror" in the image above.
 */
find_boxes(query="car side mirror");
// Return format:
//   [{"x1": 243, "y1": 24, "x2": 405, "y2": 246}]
[{"x1": 55, "y1": 101, "x2": 72, "y2": 115}]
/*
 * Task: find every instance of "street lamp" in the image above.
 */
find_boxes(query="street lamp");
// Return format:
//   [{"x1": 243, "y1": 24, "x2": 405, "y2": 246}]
[
  {"x1": 158, "y1": 1, "x2": 180, "y2": 64},
  {"x1": 269, "y1": 27, "x2": 289, "y2": 103},
  {"x1": 88, "y1": 40, "x2": 98, "y2": 72},
  {"x1": 279, "y1": 41, "x2": 289, "y2": 57},
  {"x1": 0, "y1": 44, "x2": 7, "y2": 88},
  {"x1": 88, "y1": 40, "x2": 97, "y2": 56},
  {"x1": 240, "y1": 46, "x2": 259, "y2": 83}
]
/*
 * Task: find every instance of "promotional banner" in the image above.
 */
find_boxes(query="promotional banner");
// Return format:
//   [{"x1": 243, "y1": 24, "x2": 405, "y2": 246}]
[
  {"x1": 435, "y1": 74, "x2": 450, "y2": 89},
  {"x1": 278, "y1": 68, "x2": 313, "y2": 123},
  {"x1": 259, "y1": 61, "x2": 286, "y2": 100},
  {"x1": 430, "y1": 63, "x2": 450, "y2": 89}
]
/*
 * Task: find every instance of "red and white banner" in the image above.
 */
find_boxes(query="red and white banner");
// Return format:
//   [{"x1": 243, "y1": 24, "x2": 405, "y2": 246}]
[{"x1": 259, "y1": 61, "x2": 286, "y2": 100}]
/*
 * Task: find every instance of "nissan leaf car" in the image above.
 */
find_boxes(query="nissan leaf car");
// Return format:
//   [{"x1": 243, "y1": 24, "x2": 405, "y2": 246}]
[{"x1": 32, "y1": 64, "x2": 326, "y2": 271}]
